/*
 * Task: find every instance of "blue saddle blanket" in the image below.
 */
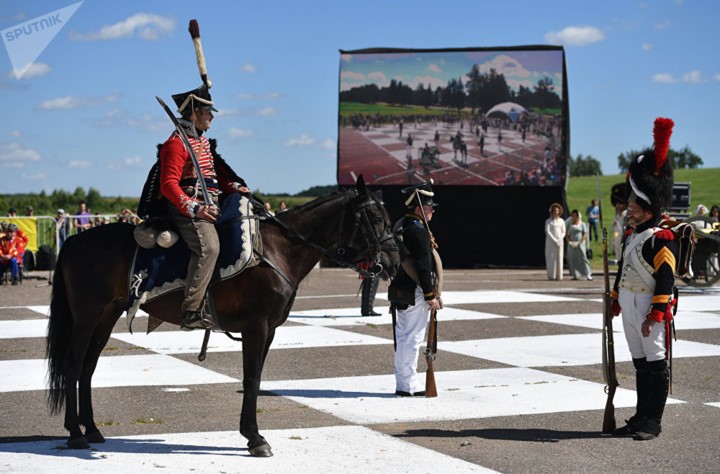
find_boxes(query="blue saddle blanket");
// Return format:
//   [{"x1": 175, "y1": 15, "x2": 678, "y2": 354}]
[{"x1": 126, "y1": 193, "x2": 258, "y2": 326}]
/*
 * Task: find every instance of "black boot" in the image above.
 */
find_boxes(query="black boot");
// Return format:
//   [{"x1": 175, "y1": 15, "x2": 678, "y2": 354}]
[
  {"x1": 181, "y1": 310, "x2": 213, "y2": 331},
  {"x1": 361, "y1": 277, "x2": 380, "y2": 316},
  {"x1": 615, "y1": 357, "x2": 650, "y2": 437},
  {"x1": 633, "y1": 360, "x2": 669, "y2": 440}
]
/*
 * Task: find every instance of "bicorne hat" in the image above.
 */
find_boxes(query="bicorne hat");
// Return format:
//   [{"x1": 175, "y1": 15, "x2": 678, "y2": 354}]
[
  {"x1": 626, "y1": 117, "x2": 674, "y2": 216},
  {"x1": 172, "y1": 83, "x2": 218, "y2": 116},
  {"x1": 402, "y1": 180, "x2": 437, "y2": 209}
]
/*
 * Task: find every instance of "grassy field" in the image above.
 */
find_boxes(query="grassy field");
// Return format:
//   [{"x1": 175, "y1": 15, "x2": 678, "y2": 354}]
[
  {"x1": 566, "y1": 167, "x2": 720, "y2": 268},
  {"x1": 339, "y1": 101, "x2": 561, "y2": 118}
]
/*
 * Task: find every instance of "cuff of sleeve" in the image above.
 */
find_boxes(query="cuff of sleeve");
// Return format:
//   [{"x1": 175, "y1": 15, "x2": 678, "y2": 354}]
[
  {"x1": 423, "y1": 291, "x2": 435, "y2": 301},
  {"x1": 648, "y1": 308, "x2": 665, "y2": 323},
  {"x1": 188, "y1": 202, "x2": 200, "y2": 218},
  {"x1": 610, "y1": 290, "x2": 619, "y2": 300}
]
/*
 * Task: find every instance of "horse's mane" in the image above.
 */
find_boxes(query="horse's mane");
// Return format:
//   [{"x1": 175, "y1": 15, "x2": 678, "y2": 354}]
[{"x1": 277, "y1": 189, "x2": 353, "y2": 219}]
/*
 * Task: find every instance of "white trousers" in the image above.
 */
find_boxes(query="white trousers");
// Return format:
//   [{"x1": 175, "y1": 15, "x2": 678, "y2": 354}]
[
  {"x1": 394, "y1": 287, "x2": 430, "y2": 393},
  {"x1": 618, "y1": 289, "x2": 666, "y2": 362}
]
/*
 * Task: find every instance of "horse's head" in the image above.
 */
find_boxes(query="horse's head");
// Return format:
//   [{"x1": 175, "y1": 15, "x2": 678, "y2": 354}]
[{"x1": 334, "y1": 176, "x2": 400, "y2": 280}]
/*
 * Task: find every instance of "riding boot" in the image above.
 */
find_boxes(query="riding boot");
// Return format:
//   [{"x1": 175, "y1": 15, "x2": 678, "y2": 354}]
[
  {"x1": 361, "y1": 277, "x2": 380, "y2": 316},
  {"x1": 633, "y1": 360, "x2": 669, "y2": 440},
  {"x1": 181, "y1": 296, "x2": 213, "y2": 331}
]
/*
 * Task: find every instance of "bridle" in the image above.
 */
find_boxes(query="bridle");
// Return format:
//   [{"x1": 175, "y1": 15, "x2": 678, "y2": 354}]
[
  {"x1": 253, "y1": 189, "x2": 397, "y2": 285},
  {"x1": 333, "y1": 189, "x2": 397, "y2": 278}
]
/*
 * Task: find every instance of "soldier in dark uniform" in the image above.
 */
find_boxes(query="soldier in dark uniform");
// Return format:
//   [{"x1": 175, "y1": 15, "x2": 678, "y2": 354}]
[
  {"x1": 388, "y1": 182, "x2": 441, "y2": 396},
  {"x1": 610, "y1": 117, "x2": 678, "y2": 440}
]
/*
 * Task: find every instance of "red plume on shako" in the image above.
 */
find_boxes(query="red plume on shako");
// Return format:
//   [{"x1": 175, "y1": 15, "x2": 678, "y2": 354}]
[{"x1": 626, "y1": 117, "x2": 675, "y2": 216}]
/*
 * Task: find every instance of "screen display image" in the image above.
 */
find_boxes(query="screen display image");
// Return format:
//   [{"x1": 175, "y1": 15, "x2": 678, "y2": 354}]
[{"x1": 338, "y1": 47, "x2": 568, "y2": 188}]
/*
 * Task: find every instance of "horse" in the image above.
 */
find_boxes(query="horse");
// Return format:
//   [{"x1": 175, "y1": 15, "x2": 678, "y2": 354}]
[{"x1": 46, "y1": 177, "x2": 400, "y2": 457}]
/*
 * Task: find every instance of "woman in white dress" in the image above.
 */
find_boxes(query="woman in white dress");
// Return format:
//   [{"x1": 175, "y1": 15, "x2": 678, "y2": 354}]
[{"x1": 544, "y1": 203, "x2": 565, "y2": 280}]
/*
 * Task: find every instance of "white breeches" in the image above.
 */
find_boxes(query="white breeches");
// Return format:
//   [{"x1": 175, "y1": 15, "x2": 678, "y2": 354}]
[
  {"x1": 394, "y1": 287, "x2": 430, "y2": 393},
  {"x1": 618, "y1": 290, "x2": 666, "y2": 362}
]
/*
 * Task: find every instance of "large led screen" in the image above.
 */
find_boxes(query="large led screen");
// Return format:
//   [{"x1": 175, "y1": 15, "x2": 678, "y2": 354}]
[{"x1": 338, "y1": 46, "x2": 568, "y2": 187}]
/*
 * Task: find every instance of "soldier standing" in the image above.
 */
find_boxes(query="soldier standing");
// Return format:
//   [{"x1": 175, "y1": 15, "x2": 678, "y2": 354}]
[
  {"x1": 388, "y1": 182, "x2": 441, "y2": 396},
  {"x1": 611, "y1": 118, "x2": 678, "y2": 440}
]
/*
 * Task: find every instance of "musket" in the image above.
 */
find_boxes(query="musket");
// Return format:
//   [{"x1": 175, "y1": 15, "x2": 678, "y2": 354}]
[
  {"x1": 598, "y1": 174, "x2": 619, "y2": 433},
  {"x1": 424, "y1": 307, "x2": 438, "y2": 397}
]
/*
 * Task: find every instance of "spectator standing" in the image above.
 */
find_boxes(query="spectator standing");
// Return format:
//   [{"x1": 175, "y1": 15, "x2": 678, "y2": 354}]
[
  {"x1": 74, "y1": 201, "x2": 92, "y2": 233},
  {"x1": 0, "y1": 224, "x2": 23, "y2": 285},
  {"x1": 56, "y1": 209, "x2": 70, "y2": 249},
  {"x1": 586, "y1": 199, "x2": 599, "y2": 241},
  {"x1": 565, "y1": 210, "x2": 593, "y2": 280},
  {"x1": 544, "y1": 203, "x2": 565, "y2": 280}
]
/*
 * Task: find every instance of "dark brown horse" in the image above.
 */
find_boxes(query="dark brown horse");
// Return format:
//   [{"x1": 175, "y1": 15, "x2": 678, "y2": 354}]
[{"x1": 46, "y1": 177, "x2": 399, "y2": 457}]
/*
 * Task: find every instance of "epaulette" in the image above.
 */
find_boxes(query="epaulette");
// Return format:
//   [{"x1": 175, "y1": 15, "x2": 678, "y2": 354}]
[{"x1": 654, "y1": 229, "x2": 675, "y2": 241}]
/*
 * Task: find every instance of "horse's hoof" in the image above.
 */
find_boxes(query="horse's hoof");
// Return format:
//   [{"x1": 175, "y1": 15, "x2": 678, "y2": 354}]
[
  {"x1": 67, "y1": 436, "x2": 90, "y2": 449},
  {"x1": 85, "y1": 430, "x2": 106, "y2": 443},
  {"x1": 249, "y1": 443, "x2": 273, "y2": 457}
]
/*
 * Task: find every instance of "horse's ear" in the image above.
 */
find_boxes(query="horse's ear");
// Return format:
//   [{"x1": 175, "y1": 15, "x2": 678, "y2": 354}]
[{"x1": 356, "y1": 174, "x2": 367, "y2": 194}]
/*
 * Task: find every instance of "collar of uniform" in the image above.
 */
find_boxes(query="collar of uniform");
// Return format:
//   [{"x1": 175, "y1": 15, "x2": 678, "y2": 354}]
[
  {"x1": 177, "y1": 118, "x2": 204, "y2": 137},
  {"x1": 633, "y1": 215, "x2": 661, "y2": 234}
]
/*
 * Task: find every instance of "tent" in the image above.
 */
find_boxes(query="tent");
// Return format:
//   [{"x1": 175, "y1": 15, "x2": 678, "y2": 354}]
[{"x1": 486, "y1": 102, "x2": 529, "y2": 123}]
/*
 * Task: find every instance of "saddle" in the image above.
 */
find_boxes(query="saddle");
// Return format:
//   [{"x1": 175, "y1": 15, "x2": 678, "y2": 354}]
[{"x1": 126, "y1": 193, "x2": 260, "y2": 332}]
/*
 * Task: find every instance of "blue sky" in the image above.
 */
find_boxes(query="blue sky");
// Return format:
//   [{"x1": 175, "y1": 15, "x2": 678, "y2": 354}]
[{"x1": 0, "y1": 0, "x2": 718, "y2": 197}]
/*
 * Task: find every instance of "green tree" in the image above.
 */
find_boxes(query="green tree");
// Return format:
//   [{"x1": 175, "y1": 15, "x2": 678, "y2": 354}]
[
  {"x1": 569, "y1": 154, "x2": 603, "y2": 177},
  {"x1": 618, "y1": 146, "x2": 703, "y2": 172}
]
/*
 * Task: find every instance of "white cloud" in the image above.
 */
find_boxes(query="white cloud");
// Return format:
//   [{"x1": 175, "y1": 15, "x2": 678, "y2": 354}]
[
  {"x1": 368, "y1": 71, "x2": 388, "y2": 84},
  {"x1": 21, "y1": 172, "x2": 46, "y2": 180},
  {"x1": 641, "y1": 43, "x2": 653, "y2": 51},
  {"x1": 228, "y1": 128, "x2": 254, "y2": 138},
  {"x1": 68, "y1": 160, "x2": 92, "y2": 168},
  {"x1": 655, "y1": 21, "x2": 671, "y2": 30},
  {"x1": 8, "y1": 62, "x2": 51, "y2": 79},
  {"x1": 286, "y1": 134, "x2": 315, "y2": 147},
  {"x1": 126, "y1": 113, "x2": 168, "y2": 133},
  {"x1": 37, "y1": 94, "x2": 119, "y2": 110},
  {"x1": 341, "y1": 71, "x2": 365, "y2": 81},
  {"x1": 0, "y1": 142, "x2": 41, "y2": 166},
  {"x1": 241, "y1": 63, "x2": 257, "y2": 73},
  {"x1": 428, "y1": 64, "x2": 441, "y2": 73},
  {"x1": 9, "y1": 130, "x2": 22, "y2": 138},
  {"x1": 320, "y1": 139, "x2": 335, "y2": 149},
  {"x1": 214, "y1": 108, "x2": 238, "y2": 118},
  {"x1": 714, "y1": 73, "x2": 720, "y2": 82},
  {"x1": 545, "y1": 26, "x2": 605, "y2": 46},
  {"x1": 652, "y1": 73, "x2": 676, "y2": 83},
  {"x1": 682, "y1": 70, "x2": 702, "y2": 83},
  {"x1": 258, "y1": 107, "x2": 277, "y2": 116},
  {"x1": 70, "y1": 13, "x2": 175, "y2": 41},
  {"x1": 124, "y1": 156, "x2": 143, "y2": 166}
]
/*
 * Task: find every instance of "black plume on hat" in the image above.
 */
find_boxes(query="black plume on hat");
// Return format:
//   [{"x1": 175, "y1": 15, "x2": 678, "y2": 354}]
[
  {"x1": 172, "y1": 83, "x2": 218, "y2": 115},
  {"x1": 626, "y1": 118, "x2": 674, "y2": 215}
]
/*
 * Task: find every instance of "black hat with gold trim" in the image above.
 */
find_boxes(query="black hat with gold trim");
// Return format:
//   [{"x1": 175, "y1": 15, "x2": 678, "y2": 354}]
[
  {"x1": 172, "y1": 83, "x2": 217, "y2": 115},
  {"x1": 626, "y1": 117, "x2": 674, "y2": 216}
]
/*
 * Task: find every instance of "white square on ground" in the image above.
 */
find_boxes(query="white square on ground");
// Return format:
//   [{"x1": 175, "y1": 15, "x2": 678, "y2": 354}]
[
  {"x1": 518, "y1": 311, "x2": 720, "y2": 331},
  {"x1": 289, "y1": 306, "x2": 504, "y2": 326},
  {"x1": 111, "y1": 325, "x2": 392, "y2": 355},
  {"x1": 377, "y1": 290, "x2": 581, "y2": 304},
  {"x1": 0, "y1": 319, "x2": 49, "y2": 339},
  {"x1": 0, "y1": 355, "x2": 238, "y2": 392},
  {"x1": 442, "y1": 333, "x2": 720, "y2": 367},
  {"x1": 706, "y1": 402, "x2": 720, "y2": 409},
  {"x1": 671, "y1": 295, "x2": 720, "y2": 312},
  {"x1": 24, "y1": 305, "x2": 148, "y2": 318},
  {"x1": 261, "y1": 368, "x2": 682, "y2": 425},
  {"x1": 0, "y1": 426, "x2": 496, "y2": 473}
]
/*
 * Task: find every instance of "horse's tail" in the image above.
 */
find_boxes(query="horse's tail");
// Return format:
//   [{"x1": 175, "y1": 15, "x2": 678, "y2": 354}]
[{"x1": 46, "y1": 248, "x2": 72, "y2": 415}]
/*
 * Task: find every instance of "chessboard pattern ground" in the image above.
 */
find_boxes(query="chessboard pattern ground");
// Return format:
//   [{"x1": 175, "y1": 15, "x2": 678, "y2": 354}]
[{"x1": 1, "y1": 269, "x2": 719, "y2": 473}]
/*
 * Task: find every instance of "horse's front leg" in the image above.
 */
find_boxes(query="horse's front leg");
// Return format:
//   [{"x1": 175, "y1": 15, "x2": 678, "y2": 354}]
[{"x1": 239, "y1": 326, "x2": 274, "y2": 457}]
